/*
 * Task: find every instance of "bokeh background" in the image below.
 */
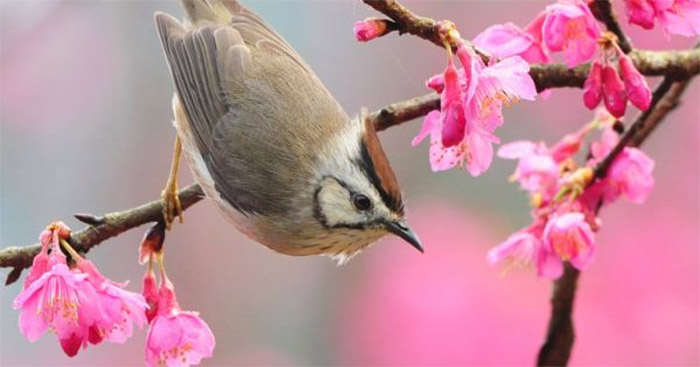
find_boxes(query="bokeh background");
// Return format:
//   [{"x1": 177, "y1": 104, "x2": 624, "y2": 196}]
[{"x1": 1, "y1": 1, "x2": 698, "y2": 366}]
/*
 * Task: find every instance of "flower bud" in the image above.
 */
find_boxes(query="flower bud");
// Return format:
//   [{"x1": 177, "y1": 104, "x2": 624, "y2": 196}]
[
  {"x1": 618, "y1": 53, "x2": 651, "y2": 111},
  {"x1": 353, "y1": 18, "x2": 390, "y2": 42},
  {"x1": 601, "y1": 64, "x2": 627, "y2": 117},
  {"x1": 583, "y1": 60, "x2": 603, "y2": 109}
]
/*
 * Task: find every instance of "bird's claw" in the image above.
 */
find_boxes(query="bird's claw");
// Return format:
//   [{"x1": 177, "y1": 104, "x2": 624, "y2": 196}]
[{"x1": 161, "y1": 180, "x2": 183, "y2": 230}]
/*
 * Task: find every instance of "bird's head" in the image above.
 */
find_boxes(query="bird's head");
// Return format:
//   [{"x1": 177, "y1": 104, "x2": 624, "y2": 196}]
[{"x1": 311, "y1": 113, "x2": 422, "y2": 263}]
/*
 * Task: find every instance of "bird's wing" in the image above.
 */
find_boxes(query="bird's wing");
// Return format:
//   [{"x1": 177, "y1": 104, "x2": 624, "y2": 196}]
[
  {"x1": 155, "y1": 10, "x2": 342, "y2": 217},
  {"x1": 155, "y1": 12, "x2": 249, "y2": 152}
]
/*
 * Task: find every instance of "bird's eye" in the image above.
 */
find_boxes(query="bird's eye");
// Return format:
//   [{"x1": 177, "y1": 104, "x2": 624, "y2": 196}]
[{"x1": 352, "y1": 194, "x2": 372, "y2": 211}]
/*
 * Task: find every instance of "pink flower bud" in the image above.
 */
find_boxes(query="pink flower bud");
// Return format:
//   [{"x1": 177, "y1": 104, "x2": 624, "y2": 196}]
[
  {"x1": 440, "y1": 59, "x2": 467, "y2": 147},
  {"x1": 139, "y1": 221, "x2": 166, "y2": 265},
  {"x1": 601, "y1": 64, "x2": 628, "y2": 117},
  {"x1": 583, "y1": 60, "x2": 604, "y2": 109},
  {"x1": 618, "y1": 53, "x2": 651, "y2": 111},
  {"x1": 353, "y1": 19, "x2": 389, "y2": 42},
  {"x1": 426, "y1": 74, "x2": 445, "y2": 93}
]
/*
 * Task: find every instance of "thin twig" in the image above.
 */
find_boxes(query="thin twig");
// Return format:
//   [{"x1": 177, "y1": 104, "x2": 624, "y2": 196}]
[
  {"x1": 591, "y1": 0, "x2": 633, "y2": 53},
  {"x1": 371, "y1": 93, "x2": 440, "y2": 131}
]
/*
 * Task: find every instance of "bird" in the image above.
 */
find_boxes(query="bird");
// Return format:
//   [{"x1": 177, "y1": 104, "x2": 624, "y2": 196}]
[{"x1": 155, "y1": 0, "x2": 422, "y2": 263}]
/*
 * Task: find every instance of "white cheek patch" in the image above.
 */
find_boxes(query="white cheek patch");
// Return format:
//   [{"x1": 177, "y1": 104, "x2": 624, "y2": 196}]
[{"x1": 317, "y1": 178, "x2": 366, "y2": 227}]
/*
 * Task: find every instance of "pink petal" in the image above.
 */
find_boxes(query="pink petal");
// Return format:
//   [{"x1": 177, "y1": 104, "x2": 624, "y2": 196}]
[
  {"x1": 656, "y1": 0, "x2": 700, "y2": 36},
  {"x1": 497, "y1": 140, "x2": 538, "y2": 159},
  {"x1": 487, "y1": 231, "x2": 538, "y2": 265},
  {"x1": 480, "y1": 56, "x2": 538, "y2": 101},
  {"x1": 440, "y1": 60, "x2": 467, "y2": 147},
  {"x1": 536, "y1": 248, "x2": 565, "y2": 279},
  {"x1": 583, "y1": 60, "x2": 604, "y2": 109},
  {"x1": 472, "y1": 23, "x2": 534, "y2": 58},
  {"x1": 601, "y1": 64, "x2": 628, "y2": 117},
  {"x1": 624, "y1": 0, "x2": 656, "y2": 29},
  {"x1": 465, "y1": 129, "x2": 497, "y2": 177},
  {"x1": 619, "y1": 54, "x2": 651, "y2": 111},
  {"x1": 59, "y1": 333, "x2": 84, "y2": 357}
]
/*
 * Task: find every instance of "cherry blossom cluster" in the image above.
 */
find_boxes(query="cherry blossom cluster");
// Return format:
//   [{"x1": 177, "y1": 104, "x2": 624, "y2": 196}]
[
  {"x1": 488, "y1": 110, "x2": 654, "y2": 278},
  {"x1": 13, "y1": 222, "x2": 215, "y2": 367},
  {"x1": 352, "y1": 0, "x2": 696, "y2": 278}
]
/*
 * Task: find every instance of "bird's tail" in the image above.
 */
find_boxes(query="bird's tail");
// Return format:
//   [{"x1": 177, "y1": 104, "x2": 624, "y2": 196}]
[{"x1": 178, "y1": 0, "x2": 244, "y2": 25}]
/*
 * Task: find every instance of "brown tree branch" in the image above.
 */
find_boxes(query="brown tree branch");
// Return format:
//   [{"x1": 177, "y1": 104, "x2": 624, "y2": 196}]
[
  {"x1": 590, "y1": 0, "x2": 633, "y2": 54},
  {"x1": 0, "y1": 97, "x2": 451, "y2": 284},
  {"x1": 537, "y1": 74, "x2": 696, "y2": 366},
  {"x1": 538, "y1": 264, "x2": 580, "y2": 366}
]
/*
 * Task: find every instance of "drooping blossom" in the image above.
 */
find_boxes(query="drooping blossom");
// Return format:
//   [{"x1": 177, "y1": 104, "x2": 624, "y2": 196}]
[
  {"x1": 413, "y1": 41, "x2": 536, "y2": 176},
  {"x1": 582, "y1": 36, "x2": 651, "y2": 117},
  {"x1": 74, "y1": 258, "x2": 148, "y2": 344},
  {"x1": 487, "y1": 221, "x2": 565, "y2": 279},
  {"x1": 543, "y1": 212, "x2": 596, "y2": 271},
  {"x1": 145, "y1": 279, "x2": 215, "y2": 367},
  {"x1": 583, "y1": 60, "x2": 604, "y2": 109},
  {"x1": 542, "y1": 0, "x2": 601, "y2": 67},
  {"x1": 497, "y1": 141, "x2": 560, "y2": 199},
  {"x1": 353, "y1": 18, "x2": 391, "y2": 42},
  {"x1": 497, "y1": 125, "x2": 588, "y2": 203},
  {"x1": 585, "y1": 122, "x2": 655, "y2": 205},
  {"x1": 601, "y1": 63, "x2": 628, "y2": 117},
  {"x1": 473, "y1": 10, "x2": 550, "y2": 64},
  {"x1": 618, "y1": 53, "x2": 652, "y2": 111},
  {"x1": 13, "y1": 222, "x2": 147, "y2": 356},
  {"x1": 622, "y1": 0, "x2": 700, "y2": 36}
]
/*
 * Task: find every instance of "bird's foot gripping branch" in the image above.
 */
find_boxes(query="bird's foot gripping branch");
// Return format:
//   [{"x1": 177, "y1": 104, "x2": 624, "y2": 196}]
[{"x1": 2, "y1": 0, "x2": 699, "y2": 366}]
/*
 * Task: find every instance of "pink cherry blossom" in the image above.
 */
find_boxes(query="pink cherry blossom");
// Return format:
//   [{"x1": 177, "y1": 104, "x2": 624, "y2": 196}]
[
  {"x1": 413, "y1": 43, "x2": 535, "y2": 176},
  {"x1": 542, "y1": 0, "x2": 601, "y2": 67},
  {"x1": 13, "y1": 262, "x2": 93, "y2": 356},
  {"x1": 605, "y1": 147, "x2": 656, "y2": 204},
  {"x1": 473, "y1": 11, "x2": 550, "y2": 64},
  {"x1": 623, "y1": 0, "x2": 700, "y2": 36},
  {"x1": 14, "y1": 222, "x2": 147, "y2": 356},
  {"x1": 618, "y1": 54, "x2": 652, "y2": 111},
  {"x1": 543, "y1": 212, "x2": 596, "y2": 271},
  {"x1": 488, "y1": 222, "x2": 565, "y2": 279},
  {"x1": 498, "y1": 127, "x2": 586, "y2": 200},
  {"x1": 655, "y1": 0, "x2": 700, "y2": 36},
  {"x1": 488, "y1": 231, "x2": 539, "y2": 266},
  {"x1": 353, "y1": 19, "x2": 389, "y2": 42},
  {"x1": 497, "y1": 141, "x2": 559, "y2": 197},
  {"x1": 624, "y1": 0, "x2": 657, "y2": 29},
  {"x1": 601, "y1": 64, "x2": 628, "y2": 118},
  {"x1": 75, "y1": 258, "x2": 148, "y2": 344},
  {"x1": 145, "y1": 280, "x2": 215, "y2": 367}
]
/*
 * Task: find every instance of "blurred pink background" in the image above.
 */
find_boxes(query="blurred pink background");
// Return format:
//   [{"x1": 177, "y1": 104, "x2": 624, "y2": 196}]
[{"x1": 1, "y1": 1, "x2": 698, "y2": 366}]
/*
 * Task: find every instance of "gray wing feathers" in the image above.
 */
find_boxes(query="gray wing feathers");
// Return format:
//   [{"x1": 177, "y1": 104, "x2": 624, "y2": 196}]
[{"x1": 155, "y1": 13, "x2": 242, "y2": 148}]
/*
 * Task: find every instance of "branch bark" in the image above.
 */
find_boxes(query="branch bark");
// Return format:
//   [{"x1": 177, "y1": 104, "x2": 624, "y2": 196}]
[{"x1": 590, "y1": 0, "x2": 633, "y2": 53}]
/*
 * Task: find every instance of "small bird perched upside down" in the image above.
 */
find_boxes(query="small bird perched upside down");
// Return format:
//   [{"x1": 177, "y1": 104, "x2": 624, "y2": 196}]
[{"x1": 155, "y1": 0, "x2": 422, "y2": 263}]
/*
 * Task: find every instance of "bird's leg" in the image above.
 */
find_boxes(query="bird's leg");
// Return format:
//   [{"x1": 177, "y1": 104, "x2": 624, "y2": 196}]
[{"x1": 161, "y1": 135, "x2": 184, "y2": 229}]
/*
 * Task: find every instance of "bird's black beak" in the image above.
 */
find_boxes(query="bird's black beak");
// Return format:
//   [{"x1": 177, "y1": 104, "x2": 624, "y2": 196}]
[{"x1": 385, "y1": 221, "x2": 423, "y2": 253}]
